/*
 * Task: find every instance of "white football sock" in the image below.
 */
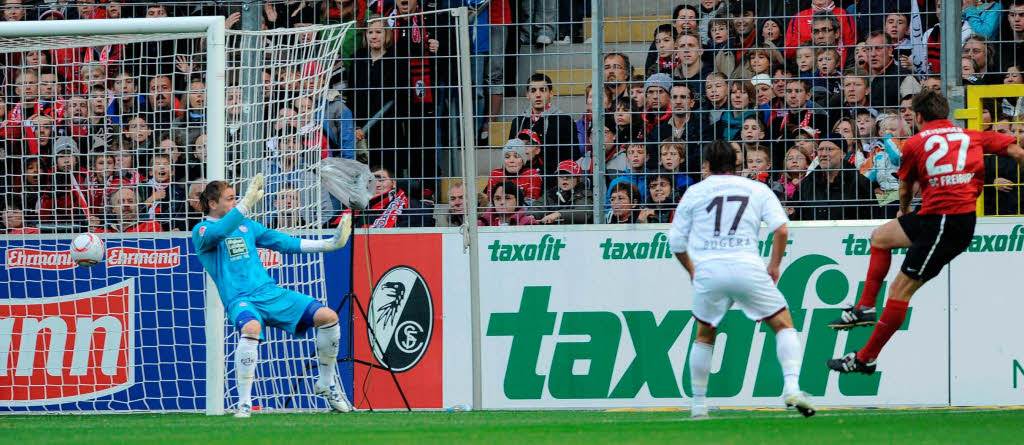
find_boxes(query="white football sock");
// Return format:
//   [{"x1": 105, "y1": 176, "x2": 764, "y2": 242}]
[
  {"x1": 775, "y1": 328, "x2": 802, "y2": 395},
  {"x1": 316, "y1": 321, "x2": 341, "y2": 386},
  {"x1": 689, "y1": 341, "x2": 713, "y2": 408},
  {"x1": 236, "y1": 335, "x2": 259, "y2": 406}
]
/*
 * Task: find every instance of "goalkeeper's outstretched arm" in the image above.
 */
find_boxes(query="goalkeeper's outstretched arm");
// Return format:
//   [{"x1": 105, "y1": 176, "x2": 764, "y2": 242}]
[{"x1": 251, "y1": 212, "x2": 353, "y2": 254}]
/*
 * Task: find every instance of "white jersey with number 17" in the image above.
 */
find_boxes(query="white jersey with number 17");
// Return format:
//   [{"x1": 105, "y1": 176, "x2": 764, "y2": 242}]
[{"x1": 667, "y1": 174, "x2": 789, "y2": 266}]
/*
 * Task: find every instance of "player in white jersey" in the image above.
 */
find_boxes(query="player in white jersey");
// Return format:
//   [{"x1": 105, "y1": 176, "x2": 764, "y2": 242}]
[{"x1": 668, "y1": 141, "x2": 815, "y2": 419}]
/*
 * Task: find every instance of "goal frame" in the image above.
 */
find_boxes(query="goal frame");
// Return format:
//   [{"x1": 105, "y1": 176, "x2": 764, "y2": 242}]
[{"x1": 0, "y1": 16, "x2": 228, "y2": 415}]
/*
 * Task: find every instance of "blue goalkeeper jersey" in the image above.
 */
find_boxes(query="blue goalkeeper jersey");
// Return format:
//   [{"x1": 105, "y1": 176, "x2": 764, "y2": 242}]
[{"x1": 191, "y1": 207, "x2": 303, "y2": 309}]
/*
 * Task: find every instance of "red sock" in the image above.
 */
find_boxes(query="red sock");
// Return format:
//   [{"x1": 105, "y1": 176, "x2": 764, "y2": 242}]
[
  {"x1": 857, "y1": 299, "x2": 909, "y2": 362},
  {"x1": 856, "y1": 246, "x2": 892, "y2": 309}
]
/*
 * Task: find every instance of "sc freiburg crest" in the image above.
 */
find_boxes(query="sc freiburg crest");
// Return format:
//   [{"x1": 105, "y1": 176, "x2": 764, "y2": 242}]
[{"x1": 367, "y1": 266, "x2": 433, "y2": 372}]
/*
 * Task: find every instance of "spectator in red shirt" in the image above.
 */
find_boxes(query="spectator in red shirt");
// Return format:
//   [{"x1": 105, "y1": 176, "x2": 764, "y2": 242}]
[
  {"x1": 99, "y1": 187, "x2": 162, "y2": 233},
  {"x1": 38, "y1": 137, "x2": 89, "y2": 224},
  {"x1": 488, "y1": 138, "x2": 542, "y2": 204},
  {"x1": 784, "y1": 6, "x2": 857, "y2": 61}
]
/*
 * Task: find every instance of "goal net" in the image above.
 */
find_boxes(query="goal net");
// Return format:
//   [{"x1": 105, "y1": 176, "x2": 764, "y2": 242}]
[{"x1": 0, "y1": 16, "x2": 354, "y2": 414}]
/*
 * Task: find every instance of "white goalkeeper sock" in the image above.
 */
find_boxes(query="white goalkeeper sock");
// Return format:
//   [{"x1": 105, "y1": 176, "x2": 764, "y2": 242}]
[
  {"x1": 689, "y1": 341, "x2": 713, "y2": 408},
  {"x1": 316, "y1": 321, "x2": 341, "y2": 386},
  {"x1": 775, "y1": 328, "x2": 802, "y2": 395},
  {"x1": 236, "y1": 335, "x2": 259, "y2": 406}
]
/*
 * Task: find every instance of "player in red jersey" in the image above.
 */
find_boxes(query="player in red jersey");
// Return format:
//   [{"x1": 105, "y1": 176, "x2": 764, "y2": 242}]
[{"x1": 828, "y1": 90, "x2": 1024, "y2": 374}]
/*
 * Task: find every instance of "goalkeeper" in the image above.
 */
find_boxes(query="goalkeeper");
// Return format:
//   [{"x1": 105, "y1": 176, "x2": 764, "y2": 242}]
[{"x1": 191, "y1": 174, "x2": 353, "y2": 418}]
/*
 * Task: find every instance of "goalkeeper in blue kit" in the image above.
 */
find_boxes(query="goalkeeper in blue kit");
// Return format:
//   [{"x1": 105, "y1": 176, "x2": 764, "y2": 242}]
[{"x1": 192, "y1": 174, "x2": 353, "y2": 417}]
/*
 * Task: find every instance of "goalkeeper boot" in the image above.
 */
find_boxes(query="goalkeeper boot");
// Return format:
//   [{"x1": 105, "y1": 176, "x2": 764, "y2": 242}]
[
  {"x1": 827, "y1": 352, "x2": 877, "y2": 375},
  {"x1": 827, "y1": 306, "x2": 877, "y2": 330},
  {"x1": 314, "y1": 381, "x2": 354, "y2": 413},
  {"x1": 783, "y1": 391, "x2": 816, "y2": 418},
  {"x1": 234, "y1": 403, "x2": 252, "y2": 418}
]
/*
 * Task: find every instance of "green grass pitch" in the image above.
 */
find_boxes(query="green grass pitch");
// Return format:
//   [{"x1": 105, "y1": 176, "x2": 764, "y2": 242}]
[{"x1": 3, "y1": 407, "x2": 1022, "y2": 444}]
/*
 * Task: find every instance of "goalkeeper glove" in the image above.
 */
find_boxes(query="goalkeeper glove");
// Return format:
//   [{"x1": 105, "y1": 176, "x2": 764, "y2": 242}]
[
  {"x1": 300, "y1": 212, "x2": 352, "y2": 253},
  {"x1": 324, "y1": 212, "x2": 352, "y2": 251},
  {"x1": 238, "y1": 173, "x2": 265, "y2": 212}
]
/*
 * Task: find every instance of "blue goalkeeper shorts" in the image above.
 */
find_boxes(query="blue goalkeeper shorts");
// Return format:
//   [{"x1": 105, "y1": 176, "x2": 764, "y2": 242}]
[{"x1": 227, "y1": 288, "x2": 325, "y2": 339}]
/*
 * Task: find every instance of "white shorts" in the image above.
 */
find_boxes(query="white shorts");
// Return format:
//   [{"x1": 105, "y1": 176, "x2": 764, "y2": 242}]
[{"x1": 691, "y1": 260, "x2": 788, "y2": 327}]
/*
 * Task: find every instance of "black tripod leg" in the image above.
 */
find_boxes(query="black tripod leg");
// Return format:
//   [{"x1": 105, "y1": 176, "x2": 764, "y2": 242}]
[{"x1": 352, "y1": 295, "x2": 412, "y2": 412}]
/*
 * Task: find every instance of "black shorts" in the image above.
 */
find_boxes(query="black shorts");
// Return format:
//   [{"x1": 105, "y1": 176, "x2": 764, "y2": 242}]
[{"x1": 898, "y1": 211, "x2": 976, "y2": 282}]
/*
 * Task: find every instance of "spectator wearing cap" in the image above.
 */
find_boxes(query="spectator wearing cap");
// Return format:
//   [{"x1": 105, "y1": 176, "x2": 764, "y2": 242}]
[
  {"x1": 642, "y1": 73, "x2": 673, "y2": 136},
  {"x1": 531, "y1": 160, "x2": 593, "y2": 225},
  {"x1": 637, "y1": 170, "x2": 681, "y2": 224},
  {"x1": 515, "y1": 129, "x2": 549, "y2": 183},
  {"x1": 792, "y1": 135, "x2": 874, "y2": 221},
  {"x1": 647, "y1": 83, "x2": 712, "y2": 180},
  {"x1": 751, "y1": 74, "x2": 776, "y2": 109},
  {"x1": 488, "y1": 139, "x2": 542, "y2": 204},
  {"x1": 758, "y1": 17, "x2": 785, "y2": 49},
  {"x1": 97, "y1": 187, "x2": 162, "y2": 233},
  {"x1": 784, "y1": 3, "x2": 857, "y2": 61},
  {"x1": 508, "y1": 72, "x2": 578, "y2": 180},
  {"x1": 828, "y1": 67, "x2": 877, "y2": 125},
  {"x1": 38, "y1": 136, "x2": 89, "y2": 225},
  {"x1": 478, "y1": 181, "x2": 537, "y2": 226},
  {"x1": 792, "y1": 126, "x2": 821, "y2": 160}
]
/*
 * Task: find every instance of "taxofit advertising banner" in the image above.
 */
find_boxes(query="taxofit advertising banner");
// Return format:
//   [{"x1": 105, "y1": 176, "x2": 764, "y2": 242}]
[{"x1": 478, "y1": 226, "x2": 950, "y2": 409}]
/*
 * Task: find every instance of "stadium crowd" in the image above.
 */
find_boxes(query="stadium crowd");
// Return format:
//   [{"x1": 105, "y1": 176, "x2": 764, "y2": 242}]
[{"x1": 1, "y1": 0, "x2": 1023, "y2": 234}]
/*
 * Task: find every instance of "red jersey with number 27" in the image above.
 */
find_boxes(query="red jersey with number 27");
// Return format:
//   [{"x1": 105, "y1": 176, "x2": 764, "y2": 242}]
[{"x1": 898, "y1": 120, "x2": 1016, "y2": 215}]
